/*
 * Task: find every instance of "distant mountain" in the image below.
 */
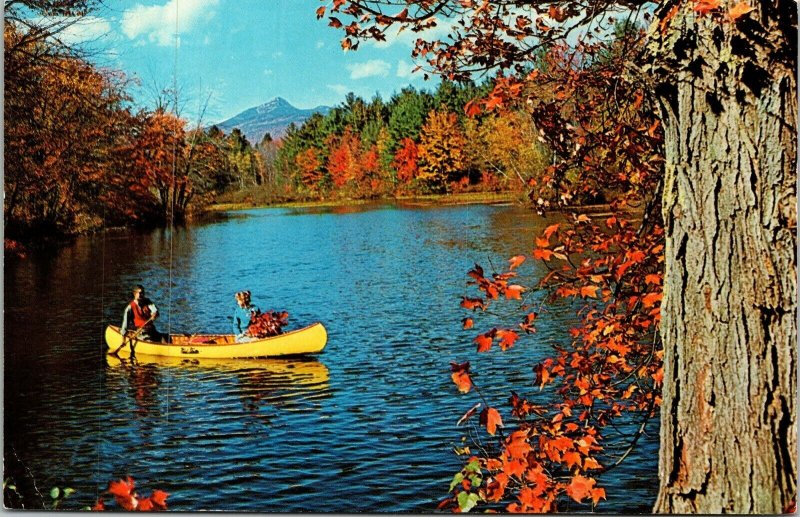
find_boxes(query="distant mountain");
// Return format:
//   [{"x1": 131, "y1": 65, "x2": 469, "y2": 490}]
[{"x1": 214, "y1": 97, "x2": 331, "y2": 145}]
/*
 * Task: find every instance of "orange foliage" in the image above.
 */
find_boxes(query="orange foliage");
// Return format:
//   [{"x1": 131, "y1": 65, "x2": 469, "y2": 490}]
[
  {"x1": 95, "y1": 477, "x2": 169, "y2": 512},
  {"x1": 296, "y1": 148, "x2": 324, "y2": 192},
  {"x1": 417, "y1": 110, "x2": 466, "y2": 191},
  {"x1": 442, "y1": 42, "x2": 664, "y2": 512},
  {"x1": 327, "y1": 128, "x2": 361, "y2": 188}
]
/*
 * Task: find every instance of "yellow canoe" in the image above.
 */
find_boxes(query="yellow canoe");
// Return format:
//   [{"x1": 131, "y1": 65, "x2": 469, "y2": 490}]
[{"x1": 104, "y1": 323, "x2": 327, "y2": 359}]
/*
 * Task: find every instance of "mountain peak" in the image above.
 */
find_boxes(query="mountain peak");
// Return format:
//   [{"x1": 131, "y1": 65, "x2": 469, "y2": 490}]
[
  {"x1": 216, "y1": 98, "x2": 332, "y2": 143},
  {"x1": 257, "y1": 97, "x2": 292, "y2": 113}
]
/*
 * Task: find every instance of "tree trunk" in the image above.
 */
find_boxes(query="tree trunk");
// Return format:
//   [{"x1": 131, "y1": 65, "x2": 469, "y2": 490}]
[{"x1": 647, "y1": 1, "x2": 796, "y2": 512}]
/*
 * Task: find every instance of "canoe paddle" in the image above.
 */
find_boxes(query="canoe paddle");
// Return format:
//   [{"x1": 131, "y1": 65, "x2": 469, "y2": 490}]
[{"x1": 111, "y1": 315, "x2": 155, "y2": 356}]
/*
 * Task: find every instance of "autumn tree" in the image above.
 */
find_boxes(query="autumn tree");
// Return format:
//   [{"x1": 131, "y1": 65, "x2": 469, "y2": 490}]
[
  {"x1": 321, "y1": 0, "x2": 797, "y2": 513},
  {"x1": 256, "y1": 132, "x2": 282, "y2": 188},
  {"x1": 295, "y1": 147, "x2": 326, "y2": 194},
  {"x1": 359, "y1": 144, "x2": 386, "y2": 196},
  {"x1": 130, "y1": 109, "x2": 187, "y2": 223},
  {"x1": 392, "y1": 137, "x2": 420, "y2": 185},
  {"x1": 5, "y1": 1, "x2": 231, "y2": 238},
  {"x1": 327, "y1": 127, "x2": 362, "y2": 189},
  {"x1": 4, "y1": 22, "x2": 135, "y2": 237},
  {"x1": 128, "y1": 109, "x2": 231, "y2": 224},
  {"x1": 226, "y1": 128, "x2": 261, "y2": 189},
  {"x1": 468, "y1": 110, "x2": 550, "y2": 191},
  {"x1": 417, "y1": 109, "x2": 467, "y2": 192}
]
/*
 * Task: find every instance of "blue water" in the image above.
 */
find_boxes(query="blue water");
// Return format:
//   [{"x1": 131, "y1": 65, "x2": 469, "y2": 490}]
[{"x1": 4, "y1": 203, "x2": 659, "y2": 512}]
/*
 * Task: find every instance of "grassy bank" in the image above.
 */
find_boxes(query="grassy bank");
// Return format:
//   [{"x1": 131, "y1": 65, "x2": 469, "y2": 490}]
[{"x1": 205, "y1": 191, "x2": 523, "y2": 212}]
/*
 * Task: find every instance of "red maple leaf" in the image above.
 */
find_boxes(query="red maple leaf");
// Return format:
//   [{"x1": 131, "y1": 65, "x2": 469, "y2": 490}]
[
  {"x1": 91, "y1": 498, "x2": 105, "y2": 511},
  {"x1": 642, "y1": 292, "x2": 662, "y2": 308},
  {"x1": 150, "y1": 489, "x2": 169, "y2": 509},
  {"x1": 565, "y1": 474, "x2": 596, "y2": 503},
  {"x1": 503, "y1": 457, "x2": 527, "y2": 478},
  {"x1": 543, "y1": 223, "x2": 560, "y2": 239},
  {"x1": 484, "y1": 473, "x2": 509, "y2": 502},
  {"x1": 534, "y1": 363, "x2": 551, "y2": 387},
  {"x1": 485, "y1": 94, "x2": 504, "y2": 111},
  {"x1": 505, "y1": 285, "x2": 524, "y2": 300},
  {"x1": 591, "y1": 487, "x2": 607, "y2": 504},
  {"x1": 136, "y1": 497, "x2": 154, "y2": 512},
  {"x1": 114, "y1": 495, "x2": 137, "y2": 511},
  {"x1": 475, "y1": 331, "x2": 494, "y2": 352},
  {"x1": 460, "y1": 297, "x2": 486, "y2": 311},
  {"x1": 450, "y1": 362, "x2": 473, "y2": 393},
  {"x1": 496, "y1": 329, "x2": 519, "y2": 351},
  {"x1": 508, "y1": 255, "x2": 526, "y2": 270},
  {"x1": 562, "y1": 451, "x2": 582, "y2": 469},
  {"x1": 548, "y1": 5, "x2": 568, "y2": 22},
  {"x1": 645, "y1": 273, "x2": 662, "y2": 285},
  {"x1": 728, "y1": 1, "x2": 754, "y2": 20},
  {"x1": 464, "y1": 100, "x2": 482, "y2": 118},
  {"x1": 480, "y1": 407, "x2": 504, "y2": 435},
  {"x1": 505, "y1": 430, "x2": 532, "y2": 459},
  {"x1": 583, "y1": 457, "x2": 603, "y2": 470},
  {"x1": 693, "y1": 0, "x2": 721, "y2": 16},
  {"x1": 107, "y1": 477, "x2": 135, "y2": 498}
]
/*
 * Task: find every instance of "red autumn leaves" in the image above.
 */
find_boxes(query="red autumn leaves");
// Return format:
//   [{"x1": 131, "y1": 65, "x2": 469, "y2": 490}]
[
  {"x1": 473, "y1": 328, "x2": 519, "y2": 353},
  {"x1": 450, "y1": 362, "x2": 473, "y2": 394},
  {"x1": 247, "y1": 310, "x2": 290, "y2": 338},
  {"x1": 446, "y1": 208, "x2": 664, "y2": 511},
  {"x1": 693, "y1": 0, "x2": 755, "y2": 21},
  {"x1": 93, "y1": 477, "x2": 169, "y2": 511}
]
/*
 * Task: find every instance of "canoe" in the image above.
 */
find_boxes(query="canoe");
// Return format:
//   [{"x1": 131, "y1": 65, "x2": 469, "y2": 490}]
[{"x1": 104, "y1": 322, "x2": 327, "y2": 359}]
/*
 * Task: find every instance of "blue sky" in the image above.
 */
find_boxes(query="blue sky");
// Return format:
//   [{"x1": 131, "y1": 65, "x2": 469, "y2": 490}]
[{"x1": 68, "y1": 0, "x2": 444, "y2": 123}]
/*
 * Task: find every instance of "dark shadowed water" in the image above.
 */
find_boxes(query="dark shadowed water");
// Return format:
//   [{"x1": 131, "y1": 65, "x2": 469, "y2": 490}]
[{"x1": 4, "y1": 203, "x2": 658, "y2": 512}]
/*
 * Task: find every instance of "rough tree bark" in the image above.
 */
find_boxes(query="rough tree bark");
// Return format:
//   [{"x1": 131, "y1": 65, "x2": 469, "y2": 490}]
[{"x1": 647, "y1": 0, "x2": 797, "y2": 512}]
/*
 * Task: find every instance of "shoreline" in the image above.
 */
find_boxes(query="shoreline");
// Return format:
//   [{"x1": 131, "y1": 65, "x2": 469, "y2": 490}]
[
  {"x1": 204, "y1": 191, "x2": 522, "y2": 212},
  {"x1": 203, "y1": 191, "x2": 628, "y2": 217}
]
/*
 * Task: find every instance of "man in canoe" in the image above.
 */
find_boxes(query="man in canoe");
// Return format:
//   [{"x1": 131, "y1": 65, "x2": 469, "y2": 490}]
[{"x1": 121, "y1": 284, "x2": 169, "y2": 343}]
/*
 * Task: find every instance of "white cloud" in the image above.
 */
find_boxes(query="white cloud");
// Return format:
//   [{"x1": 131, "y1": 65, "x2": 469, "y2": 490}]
[
  {"x1": 272, "y1": 50, "x2": 284, "y2": 59},
  {"x1": 62, "y1": 16, "x2": 112, "y2": 44},
  {"x1": 31, "y1": 16, "x2": 112, "y2": 45},
  {"x1": 316, "y1": 40, "x2": 325, "y2": 49},
  {"x1": 327, "y1": 84, "x2": 350, "y2": 96},
  {"x1": 121, "y1": 0, "x2": 218, "y2": 47},
  {"x1": 396, "y1": 60, "x2": 418, "y2": 78},
  {"x1": 263, "y1": 68, "x2": 274, "y2": 76},
  {"x1": 347, "y1": 59, "x2": 391, "y2": 79}
]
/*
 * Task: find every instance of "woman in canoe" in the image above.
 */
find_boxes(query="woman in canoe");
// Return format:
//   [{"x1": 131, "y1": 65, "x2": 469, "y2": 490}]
[
  {"x1": 232, "y1": 290, "x2": 260, "y2": 342},
  {"x1": 121, "y1": 284, "x2": 169, "y2": 343}
]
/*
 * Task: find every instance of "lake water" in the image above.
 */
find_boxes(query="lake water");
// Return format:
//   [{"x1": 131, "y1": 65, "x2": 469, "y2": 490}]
[{"x1": 4, "y1": 203, "x2": 659, "y2": 512}]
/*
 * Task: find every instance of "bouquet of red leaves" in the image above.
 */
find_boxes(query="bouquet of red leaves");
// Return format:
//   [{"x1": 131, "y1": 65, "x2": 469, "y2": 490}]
[{"x1": 247, "y1": 310, "x2": 289, "y2": 338}]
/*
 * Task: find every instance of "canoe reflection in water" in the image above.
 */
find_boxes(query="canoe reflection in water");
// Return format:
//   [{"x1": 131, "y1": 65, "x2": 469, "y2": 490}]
[{"x1": 105, "y1": 355, "x2": 332, "y2": 425}]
